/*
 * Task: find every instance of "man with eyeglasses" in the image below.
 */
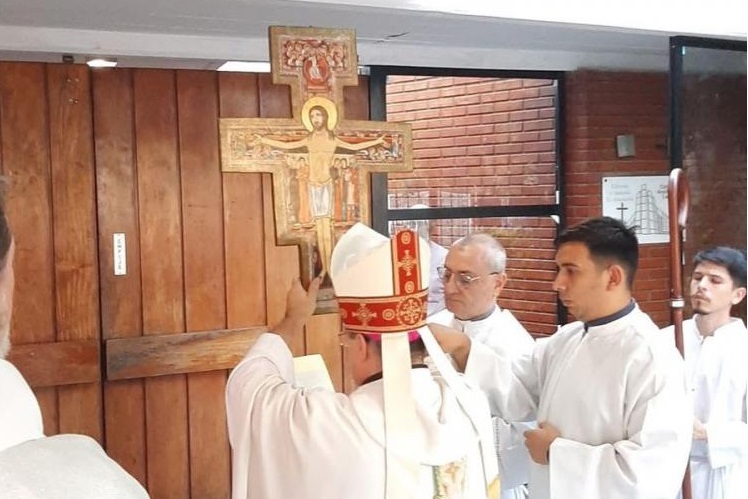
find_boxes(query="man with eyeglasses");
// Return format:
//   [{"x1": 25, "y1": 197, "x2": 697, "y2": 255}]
[
  {"x1": 429, "y1": 233, "x2": 535, "y2": 499},
  {"x1": 431, "y1": 217, "x2": 692, "y2": 499},
  {"x1": 226, "y1": 223, "x2": 499, "y2": 499}
]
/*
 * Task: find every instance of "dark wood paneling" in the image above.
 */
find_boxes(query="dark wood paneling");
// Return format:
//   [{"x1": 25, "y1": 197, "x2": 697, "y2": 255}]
[
  {"x1": 92, "y1": 67, "x2": 147, "y2": 486},
  {"x1": 258, "y1": 72, "x2": 292, "y2": 119},
  {"x1": 7, "y1": 340, "x2": 99, "y2": 387},
  {"x1": 93, "y1": 68, "x2": 143, "y2": 342},
  {"x1": 134, "y1": 68, "x2": 189, "y2": 499},
  {"x1": 257, "y1": 74, "x2": 304, "y2": 354},
  {"x1": 177, "y1": 69, "x2": 230, "y2": 499},
  {"x1": 344, "y1": 76, "x2": 370, "y2": 120},
  {"x1": 106, "y1": 327, "x2": 265, "y2": 380},
  {"x1": 2, "y1": 62, "x2": 374, "y2": 498},
  {"x1": 0, "y1": 62, "x2": 59, "y2": 433},
  {"x1": 47, "y1": 63, "x2": 103, "y2": 441},
  {"x1": 218, "y1": 73, "x2": 267, "y2": 328}
]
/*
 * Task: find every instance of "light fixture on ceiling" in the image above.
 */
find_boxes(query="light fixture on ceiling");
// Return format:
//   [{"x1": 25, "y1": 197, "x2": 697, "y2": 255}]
[
  {"x1": 86, "y1": 58, "x2": 118, "y2": 68},
  {"x1": 217, "y1": 61, "x2": 271, "y2": 73}
]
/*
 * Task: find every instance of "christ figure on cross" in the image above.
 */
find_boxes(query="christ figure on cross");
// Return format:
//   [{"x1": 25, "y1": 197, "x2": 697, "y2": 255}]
[{"x1": 254, "y1": 96, "x2": 385, "y2": 276}]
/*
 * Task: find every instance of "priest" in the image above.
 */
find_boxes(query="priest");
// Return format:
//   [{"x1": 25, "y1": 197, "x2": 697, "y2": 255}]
[
  {"x1": 226, "y1": 223, "x2": 499, "y2": 499},
  {"x1": 429, "y1": 233, "x2": 535, "y2": 499}
]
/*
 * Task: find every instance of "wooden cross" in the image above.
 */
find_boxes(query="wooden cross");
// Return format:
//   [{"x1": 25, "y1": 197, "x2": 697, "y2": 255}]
[{"x1": 220, "y1": 26, "x2": 412, "y2": 312}]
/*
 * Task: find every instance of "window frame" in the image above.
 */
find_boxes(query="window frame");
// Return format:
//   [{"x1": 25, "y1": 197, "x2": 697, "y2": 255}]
[{"x1": 367, "y1": 65, "x2": 568, "y2": 326}]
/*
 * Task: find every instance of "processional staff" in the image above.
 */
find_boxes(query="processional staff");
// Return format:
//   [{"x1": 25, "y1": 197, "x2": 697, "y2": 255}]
[{"x1": 667, "y1": 167, "x2": 692, "y2": 499}]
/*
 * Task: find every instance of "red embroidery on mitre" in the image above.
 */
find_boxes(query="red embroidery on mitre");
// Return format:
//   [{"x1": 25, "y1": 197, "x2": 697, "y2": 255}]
[{"x1": 337, "y1": 229, "x2": 427, "y2": 333}]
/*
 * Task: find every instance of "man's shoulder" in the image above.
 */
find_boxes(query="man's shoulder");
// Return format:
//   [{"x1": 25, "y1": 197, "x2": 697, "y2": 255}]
[
  {"x1": 622, "y1": 310, "x2": 687, "y2": 371},
  {"x1": 0, "y1": 434, "x2": 149, "y2": 499},
  {"x1": 496, "y1": 309, "x2": 532, "y2": 335}
]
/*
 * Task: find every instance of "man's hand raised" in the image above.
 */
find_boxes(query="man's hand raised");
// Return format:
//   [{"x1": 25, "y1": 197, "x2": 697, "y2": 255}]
[{"x1": 271, "y1": 274, "x2": 322, "y2": 341}]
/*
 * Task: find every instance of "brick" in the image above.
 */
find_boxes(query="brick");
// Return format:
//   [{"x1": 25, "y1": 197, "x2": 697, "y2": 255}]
[
  {"x1": 494, "y1": 80, "x2": 525, "y2": 91},
  {"x1": 493, "y1": 100, "x2": 524, "y2": 113},
  {"x1": 509, "y1": 109, "x2": 540, "y2": 121}
]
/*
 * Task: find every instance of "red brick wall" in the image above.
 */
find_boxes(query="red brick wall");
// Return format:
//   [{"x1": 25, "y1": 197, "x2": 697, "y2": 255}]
[
  {"x1": 386, "y1": 70, "x2": 744, "y2": 332},
  {"x1": 387, "y1": 76, "x2": 557, "y2": 208},
  {"x1": 565, "y1": 71, "x2": 671, "y2": 325},
  {"x1": 386, "y1": 76, "x2": 559, "y2": 335}
]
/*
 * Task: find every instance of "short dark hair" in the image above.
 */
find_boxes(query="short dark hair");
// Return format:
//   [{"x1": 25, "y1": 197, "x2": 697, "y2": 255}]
[
  {"x1": 693, "y1": 246, "x2": 747, "y2": 288},
  {"x1": 555, "y1": 216, "x2": 639, "y2": 288},
  {"x1": 0, "y1": 179, "x2": 10, "y2": 268}
]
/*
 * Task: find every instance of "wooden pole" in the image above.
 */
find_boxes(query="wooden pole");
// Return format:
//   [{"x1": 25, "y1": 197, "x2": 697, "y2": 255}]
[{"x1": 667, "y1": 167, "x2": 692, "y2": 499}]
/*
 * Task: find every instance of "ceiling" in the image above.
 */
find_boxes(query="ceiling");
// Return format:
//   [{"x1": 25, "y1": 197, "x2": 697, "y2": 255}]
[{"x1": 0, "y1": 0, "x2": 744, "y2": 72}]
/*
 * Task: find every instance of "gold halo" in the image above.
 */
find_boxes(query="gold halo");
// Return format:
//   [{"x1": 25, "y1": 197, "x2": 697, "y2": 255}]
[{"x1": 301, "y1": 96, "x2": 338, "y2": 132}]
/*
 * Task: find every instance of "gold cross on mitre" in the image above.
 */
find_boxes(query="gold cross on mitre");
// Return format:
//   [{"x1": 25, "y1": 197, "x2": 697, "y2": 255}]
[{"x1": 220, "y1": 26, "x2": 413, "y2": 312}]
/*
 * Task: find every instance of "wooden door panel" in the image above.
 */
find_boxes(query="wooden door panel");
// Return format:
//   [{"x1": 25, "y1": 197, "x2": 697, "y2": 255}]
[
  {"x1": 177, "y1": 69, "x2": 230, "y2": 499},
  {"x1": 218, "y1": 73, "x2": 267, "y2": 329},
  {"x1": 47, "y1": 63, "x2": 103, "y2": 440},
  {"x1": 92, "y1": 67, "x2": 147, "y2": 486},
  {"x1": 0, "y1": 62, "x2": 59, "y2": 433},
  {"x1": 134, "y1": 68, "x2": 189, "y2": 499},
  {"x1": 256, "y1": 74, "x2": 305, "y2": 354}
]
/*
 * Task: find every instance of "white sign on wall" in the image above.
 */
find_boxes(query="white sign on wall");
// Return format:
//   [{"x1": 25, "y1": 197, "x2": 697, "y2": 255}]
[{"x1": 602, "y1": 175, "x2": 669, "y2": 244}]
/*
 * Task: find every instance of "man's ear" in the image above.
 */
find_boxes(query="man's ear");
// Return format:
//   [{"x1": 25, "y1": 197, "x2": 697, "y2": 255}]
[
  {"x1": 355, "y1": 333, "x2": 370, "y2": 359},
  {"x1": 493, "y1": 272, "x2": 508, "y2": 298},
  {"x1": 606, "y1": 264, "x2": 625, "y2": 290},
  {"x1": 731, "y1": 286, "x2": 747, "y2": 305}
]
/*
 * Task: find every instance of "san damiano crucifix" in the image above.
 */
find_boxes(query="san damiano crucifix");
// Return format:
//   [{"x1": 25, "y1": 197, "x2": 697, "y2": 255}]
[{"x1": 220, "y1": 26, "x2": 413, "y2": 312}]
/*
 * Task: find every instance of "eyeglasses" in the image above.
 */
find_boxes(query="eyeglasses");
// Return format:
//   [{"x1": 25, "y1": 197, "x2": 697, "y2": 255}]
[{"x1": 436, "y1": 265, "x2": 498, "y2": 288}]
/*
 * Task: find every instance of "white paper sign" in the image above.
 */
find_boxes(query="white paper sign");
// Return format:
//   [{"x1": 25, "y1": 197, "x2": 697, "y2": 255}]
[
  {"x1": 113, "y1": 233, "x2": 127, "y2": 275},
  {"x1": 602, "y1": 176, "x2": 669, "y2": 244}
]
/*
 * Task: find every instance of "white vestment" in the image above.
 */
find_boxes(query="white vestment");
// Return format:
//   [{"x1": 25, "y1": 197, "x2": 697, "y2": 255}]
[
  {"x1": 0, "y1": 359, "x2": 44, "y2": 452},
  {"x1": 0, "y1": 434, "x2": 150, "y2": 498},
  {"x1": 226, "y1": 333, "x2": 496, "y2": 499},
  {"x1": 430, "y1": 306, "x2": 536, "y2": 499},
  {"x1": 465, "y1": 304, "x2": 692, "y2": 499},
  {"x1": 662, "y1": 317, "x2": 748, "y2": 499}
]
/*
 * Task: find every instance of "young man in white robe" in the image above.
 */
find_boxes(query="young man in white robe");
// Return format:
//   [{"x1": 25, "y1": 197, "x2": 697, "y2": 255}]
[
  {"x1": 226, "y1": 223, "x2": 500, "y2": 499},
  {"x1": 431, "y1": 216, "x2": 692, "y2": 499},
  {"x1": 661, "y1": 246, "x2": 748, "y2": 499},
  {"x1": 0, "y1": 188, "x2": 149, "y2": 499},
  {"x1": 429, "y1": 233, "x2": 535, "y2": 499}
]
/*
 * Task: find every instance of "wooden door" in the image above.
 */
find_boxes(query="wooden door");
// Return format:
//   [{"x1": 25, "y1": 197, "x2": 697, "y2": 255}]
[
  {"x1": 1, "y1": 62, "x2": 370, "y2": 498},
  {"x1": 1, "y1": 62, "x2": 102, "y2": 439}
]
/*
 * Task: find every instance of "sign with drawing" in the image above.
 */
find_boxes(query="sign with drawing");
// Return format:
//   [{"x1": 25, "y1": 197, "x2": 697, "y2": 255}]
[{"x1": 602, "y1": 175, "x2": 669, "y2": 244}]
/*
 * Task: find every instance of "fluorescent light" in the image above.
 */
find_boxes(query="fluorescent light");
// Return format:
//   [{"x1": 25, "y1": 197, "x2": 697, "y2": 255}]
[
  {"x1": 217, "y1": 61, "x2": 270, "y2": 73},
  {"x1": 86, "y1": 58, "x2": 117, "y2": 68}
]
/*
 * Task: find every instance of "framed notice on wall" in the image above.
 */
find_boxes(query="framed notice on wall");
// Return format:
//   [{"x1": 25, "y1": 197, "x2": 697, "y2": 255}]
[{"x1": 602, "y1": 175, "x2": 669, "y2": 244}]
